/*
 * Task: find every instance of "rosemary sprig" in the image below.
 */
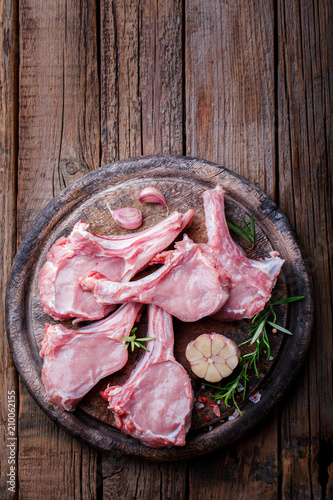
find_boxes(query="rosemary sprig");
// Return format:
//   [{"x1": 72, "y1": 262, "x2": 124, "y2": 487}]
[
  {"x1": 227, "y1": 214, "x2": 255, "y2": 248},
  {"x1": 203, "y1": 296, "x2": 304, "y2": 415},
  {"x1": 120, "y1": 327, "x2": 155, "y2": 352}
]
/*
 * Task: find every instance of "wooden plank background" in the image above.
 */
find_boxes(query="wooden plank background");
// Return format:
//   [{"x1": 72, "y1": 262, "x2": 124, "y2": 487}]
[{"x1": 1, "y1": 0, "x2": 332, "y2": 498}]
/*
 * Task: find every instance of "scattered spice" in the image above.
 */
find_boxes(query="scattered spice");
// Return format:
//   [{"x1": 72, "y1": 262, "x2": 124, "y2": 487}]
[
  {"x1": 200, "y1": 396, "x2": 207, "y2": 403},
  {"x1": 249, "y1": 392, "x2": 262, "y2": 404},
  {"x1": 213, "y1": 405, "x2": 221, "y2": 417},
  {"x1": 195, "y1": 402, "x2": 205, "y2": 409},
  {"x1": 204, "y1": 415, "x2": 210, "y2": 422}
]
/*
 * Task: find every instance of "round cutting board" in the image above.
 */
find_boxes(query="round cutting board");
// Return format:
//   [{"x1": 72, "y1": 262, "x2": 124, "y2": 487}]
[{"x1": 6, "y1": 156, "x2": 313, "y2": 460}]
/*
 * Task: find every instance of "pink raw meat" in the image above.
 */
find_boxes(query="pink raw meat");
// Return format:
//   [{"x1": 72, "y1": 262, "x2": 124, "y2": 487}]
[
  {"x1": 101, "y1": 305, "x2": 194, "y2": 448},
  {"x1": 38, "y1": 209, "x2": 194, "y2": 322},
  {"x1": 80, "y1": 235, "x2": 230, "y2": 322},
  {"x1": 40, "y1": 302, "x2": 142, "y2": 411},
  {"x1": 202, "y1": 185, "x2": 284, "y2": 321}
]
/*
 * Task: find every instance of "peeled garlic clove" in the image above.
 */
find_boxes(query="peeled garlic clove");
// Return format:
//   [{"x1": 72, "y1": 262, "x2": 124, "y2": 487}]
[
  {"x1": 139, "y1": 187, "x2": 167, "y2": 206},
  {"x1": 111, "y1": 207, "x2": 143, "y2": 230},
  {"x1": 185, "y1": 333, "x2": 240, "y2": 383}
]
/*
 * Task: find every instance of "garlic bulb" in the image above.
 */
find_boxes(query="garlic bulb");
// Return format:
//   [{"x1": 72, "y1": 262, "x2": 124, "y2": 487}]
[
  {"x1": 110, "y1": 207, "x2": 143, "y2": 230},
  {"x1": 185, "y1": 333, "x2": 240, "y2": 383},
  {"x1": 139, "y1": 187, "x2": 167, "y2": 206}
]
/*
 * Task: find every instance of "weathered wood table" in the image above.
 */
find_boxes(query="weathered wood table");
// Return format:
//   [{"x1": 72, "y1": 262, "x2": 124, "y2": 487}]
[{"x1": 1, "y1": 0, "x2": 332, "y2": 498}]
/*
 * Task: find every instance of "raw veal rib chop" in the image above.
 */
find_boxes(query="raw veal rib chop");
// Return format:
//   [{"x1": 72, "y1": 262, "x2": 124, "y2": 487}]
[
  {"x1": 101, "y1": 305, "x2": 194, "y2": 448},
  {"x1": 80, "y1": 235, "x2": 230, "y2": 322},
  {"x1": 38, "y1": 209, "x2": 194, "y2": 322},
  {"x1": 203, "y1": 185, "x2": 284, "y2": 321},
  {"x1": 40, "y1": 303, "x2": 142, "y2": 411}
]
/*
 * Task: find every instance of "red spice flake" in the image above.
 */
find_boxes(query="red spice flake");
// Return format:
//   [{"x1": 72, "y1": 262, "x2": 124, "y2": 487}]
[
  {"x1": 249, "y1": 386, "x2": 253, "y2": 389},
  {"x1": 204, "y1": 415, "x2": 210, "y2": 422},
  {"x1": 208, "y1": 401, "x2": 215, "y2": 407},
  {"x1": 200, "y1": 396, "x2": 207, "y2": 403},
  {"x1": 213, "y1": 405, "x2": 221, "y2": 417},
  {"x1": 253, "y1": 393, "x2": 258, "y2": 398}
]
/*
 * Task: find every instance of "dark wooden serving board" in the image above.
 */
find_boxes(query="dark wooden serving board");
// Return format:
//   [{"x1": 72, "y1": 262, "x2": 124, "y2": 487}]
[{"x1": 6, "y1": 156, "x2": 313, "y2": 460}]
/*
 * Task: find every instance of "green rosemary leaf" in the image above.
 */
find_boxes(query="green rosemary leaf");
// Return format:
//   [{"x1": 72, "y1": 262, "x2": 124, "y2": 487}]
[
  {"x1": 253, "y1": 356, "x2": 259, "y2": 378},
  {"x1": 135, "y1": 337, "x2": 156, "y2": 342},
  {"x1": 134, "y1": 341, "x2": 150, "y2": 352},
  {"x1": 267, "y1": 321, "x2": 293, "y2": 335},
  {"x1": 243, "y1": 217, "x2": 251, "y2": 233},
  {"x1": 237, "y1": 338, "x2": 252, "y2": 347},
  {"x1": 250, "y1": 214, "x2": 255, "y2": 240},
  {"x1": 272, "y1": 296, "x2": 304, "y2": 305},
  {"x1": 227, "y1": 221, "x2": 251, "y2": 243},
  {"x1": 119, "y1": 334, "x2": 135, "y2": 342},
  {"x1": 250, "y1": 319, "x2": 265, "y2": 344}
]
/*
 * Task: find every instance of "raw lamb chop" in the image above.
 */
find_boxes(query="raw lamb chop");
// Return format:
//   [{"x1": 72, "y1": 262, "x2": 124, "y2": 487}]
[
  {"x1": 38, "y1": 209, "x2": 194, "y2": 322},
  {"x1": 101, "y1": 305, "x2": 194, "y2": 448},
  {"x1": 80, "y1": 235, "x2": 230, "y2": 322},
  {"x1": 40, "y1": 302, "x2": 142, "y2": 411},
  {"x1": 202, "y1": 185, "x2": 284, "y2": 321}
]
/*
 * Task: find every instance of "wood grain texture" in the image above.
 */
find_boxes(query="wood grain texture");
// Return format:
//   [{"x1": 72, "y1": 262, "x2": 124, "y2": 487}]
[
  {"x1": 100, "y1": 0, "x2": 183, "y2": 165},
  {"x1": 101, "y1": 0, "x2": 142, "y2": 163},
  {"x1": 185, "y1": 1, "x2": 280, "y2": 497},
  {"x1": 0, "y1": 0, "x2": 18, "y2": 497},
  {"x1": 188, "y1": 415, "x2": 280, "y2": 500},
  {"x1": 139, "y1": 0, "x2": 183, "y2": 155},
  {"x1": 185, "y1": 0, "x2": 276, "y2": 198},
  {"x1": 17, "y1": 0, "x2": 100, "y2": 497},
  {"x1": 101, "y1": 455, "x2": 186, "y2": 499},
  {"x1": 278, "y1": 0, "x2": 333, "y2": 498}
]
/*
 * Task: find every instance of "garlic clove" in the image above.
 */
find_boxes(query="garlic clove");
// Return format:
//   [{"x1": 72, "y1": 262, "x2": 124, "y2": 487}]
[
  {"x1": 185, "y1": 333, "x2": 240, "y2": 383},
  {"x1": 205, "y1": 363, "x2": 222, "y2": 383},
  {"x1": 191, "y1": 361, "x2": 208, "y2": 379},
  {"x1": 139, "y1": 187, "x2": 167, "y2": 206},
  {"x1": 211, "y1": 336, "x2": 226, "y2": 355},
  {"x1": 219, "y1": 344, "x2": 235, "y2": 358},
  {"x1": 215, "y1": 362, "x2": 232, "y2": 378},
  {"x1": 185, "y1": 344, "x2": 202, "y2": 362},
  {"x1": 194, "y1": 336, "x2": 211, "y2": 358},
  {"x1": 110, "y1": 207, "x2": 143, "y2": 230},
  {"x1": 227, "y1": 355, "x2": 239, "y2": 370}
]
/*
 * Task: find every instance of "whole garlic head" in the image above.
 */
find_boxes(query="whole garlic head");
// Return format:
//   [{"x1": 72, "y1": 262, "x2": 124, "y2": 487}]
[{"x1": 185, "y1": 333, "x2": 240, "y2": 383}]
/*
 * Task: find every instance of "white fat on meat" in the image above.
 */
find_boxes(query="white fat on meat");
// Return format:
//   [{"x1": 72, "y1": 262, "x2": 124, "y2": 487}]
[
  {"x1": 40, "y1": 303, "x2": 142, "y2": 411},
  {"x1": 38, "y1": 209, "x2": 194, "y2": 322},
  {"x1": 101, "y1": 304, "x2": 194, "y2": 448}
]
